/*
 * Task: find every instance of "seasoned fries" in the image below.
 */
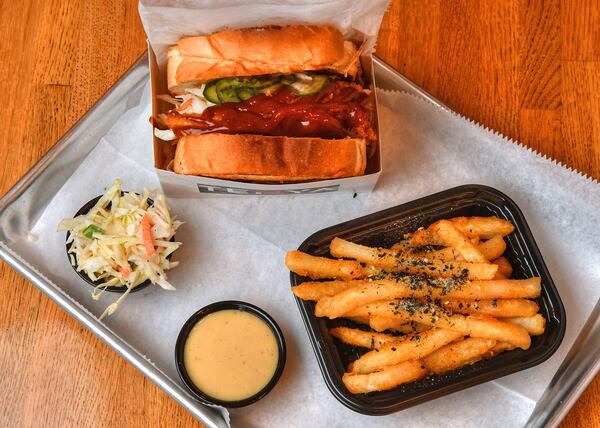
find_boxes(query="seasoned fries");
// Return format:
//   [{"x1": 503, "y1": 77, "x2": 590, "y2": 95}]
[
  {"x1": 350, "y1": 329, "x2": 462, "y2": 374},
  {"x1": 330, "y1": 237, "x2": 498, "y2": 280},
  {"x1": 342, "y1": 360, "x2": 428, "y2": 394},
  {"x1": 493, "y1": 256, "x2": 513, "y2": 278},
  {"x1": 396, "y1": 235, "x2": 506, "y2": 263},
  {"x1": 285, "y1": 250, "x2": 367, "y2": 280},
  {"x1": 430, "y1": 220, "x2": 488, "y2": 263},
  {"x1": 313, "y1": 277, "x2": 541, "y2": 319},
  {"x1": 505, "y1": 314, "x2": 546, "y2": 336},
  {"x1": 412, "y1": 217, "x2": 515, "y2": 245},
  {"x1": 441, "y1": 298, "x2": 539, "y2": 318},
  {"x1": 329, "y1": 327, "x2": 398, "y2": 349},
  {"x1": 291, "y1": 280, "x2": 356, "y2": 301},
  {"x1": 350, "y1": 299, "x2": 531, "y2": 350},
  {"x1": 287, "y1": 215, "x2": 546, "y2": 394},
  {"x1": 423, "y1": 338, "x2": 497, "y2": 374},
  {"x1": 478, "y1": 235, "x2": 507, "y2": 261},
  {"x1": 449, "y1": 216, "x2": 515, "y2": 239},
  {"x1": 368, "y1": 317, "x2": 429, "y2": 333}
]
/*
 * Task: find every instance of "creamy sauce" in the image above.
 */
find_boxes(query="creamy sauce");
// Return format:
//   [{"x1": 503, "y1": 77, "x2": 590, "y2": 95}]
[{"x1": 183, "y1": 309, "x2": 279, "y2": 401}]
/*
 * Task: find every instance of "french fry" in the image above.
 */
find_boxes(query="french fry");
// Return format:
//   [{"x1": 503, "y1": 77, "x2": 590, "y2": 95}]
[
  {"x1": 329, "y1": 327, "x2": 399, "y2": 349},
  {"x1": 430, "y1": 220, "x2": 488, "y2": 263},
  {"x1": 292, "y1": 281, "x2": 356, "y2": 301},
  {"x1": 342, "y1": 360, "x2": 428, "y2": 394},
  {"x1": 329, "y1": 237, "x2": 498, "y2": 280},
  {"x1": 350, "y1": 299, "x2": 531, "y2": 349},
  {"x1": 410, "y1": 228, "x2": 439, "y2": 246},
  {"x1": 493, "y1": 256, "x2": 513, "y2": 278},
  {"x1": 479, "y1": 236, "x2": 507, "y2": 261},
  {"x1": 407, "y1": 247, "x2": 459, "y2": 262},
  {"x1": 369, "y1": 315, "x2": 406, "y2": 332},
  {"x1": 368, "y1": 316, "x2": 430, "y2": 334},
  {"x1": 390, "y1": 321, "x2": 431, "y2": 334},
  {"x1": 405, "y1": 235, "x2": 506, "y2": 264},
  {"x1": 313, "y1": 277, "x2": 541, "y2": 318},
  {"x1": 505, "y1": 314, "x2": 546, "y2": 336},
  {"x1": 285, "y1": 250, "x2": 365, "y2": 280},
  {"x1": 422, "y1": 337, "x2": 497, "y2": 374},
  {"x1": 347, "y1": 316, "x2": 370, "y2": 325},
  {"x1": 390, "y1": 238, "x2": 412, "y2": 251},
  {"x1": 412, "y1": 216, "x2": 515, "y2": 245},
  {"x1": 344, "y1": 303, "x2": 403, "y2": 320},
  {"x1": 485, "y1": 341, "x2": 516, "y2": 357},
  {"x1": 441, "y1": 298, "x2": 539, "y2": 318},
  {"x1": 449, "y1": 216, "x2": 515, "y2": 239},
  {"x1": 351, "y1": 328, "x2": 463, "y2": 374}
]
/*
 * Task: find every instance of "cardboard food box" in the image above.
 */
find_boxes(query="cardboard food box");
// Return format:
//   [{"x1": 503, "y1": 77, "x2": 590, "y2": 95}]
[{"x1": 141, "y1": 0, "x2": 390, "y2": 197}]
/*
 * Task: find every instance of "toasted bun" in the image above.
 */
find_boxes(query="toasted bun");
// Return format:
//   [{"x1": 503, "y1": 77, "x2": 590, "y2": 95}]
[
  {"x1": 173, "y1": 133, "x2": 366, "y2": 182},
  {"x1": 168, "y1": 25, "x2": 359, "y2": 94}
]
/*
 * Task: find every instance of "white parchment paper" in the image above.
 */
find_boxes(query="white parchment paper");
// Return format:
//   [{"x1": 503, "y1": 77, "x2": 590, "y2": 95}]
[{"x1": 11, "y1": 84, "x2": 600, "y2": 427}]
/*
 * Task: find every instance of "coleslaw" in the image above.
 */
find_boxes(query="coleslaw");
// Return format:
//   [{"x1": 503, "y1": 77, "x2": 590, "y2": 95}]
[{"x1": 58, "y1": 179, "x2": 183, "y2": 319}]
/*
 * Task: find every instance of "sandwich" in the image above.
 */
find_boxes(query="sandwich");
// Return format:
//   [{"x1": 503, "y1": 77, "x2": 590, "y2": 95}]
[{"x1": 153, "y1": 25, "x2": 377, "y2": 183}]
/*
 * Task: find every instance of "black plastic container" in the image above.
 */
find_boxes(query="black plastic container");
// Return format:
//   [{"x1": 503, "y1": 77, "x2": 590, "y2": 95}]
[
  {"x1": 65, "y1": 193, "x2": 167, "y2": 293},
  {"x1": 175, "y1": 300, "x2": 287, "y2": 408},
  {"x1": 290, "y1": 184, "x2": 566, "y2": 415}
]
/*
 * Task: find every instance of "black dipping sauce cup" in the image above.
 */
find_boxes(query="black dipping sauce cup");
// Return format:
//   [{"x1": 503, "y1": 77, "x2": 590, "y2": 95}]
[
  {"x1": 175, "y1": 301, "x2": 287, "y2": 408},
  {"x1": 65, "y1": 193, "x2": 163, "y2": 293}
]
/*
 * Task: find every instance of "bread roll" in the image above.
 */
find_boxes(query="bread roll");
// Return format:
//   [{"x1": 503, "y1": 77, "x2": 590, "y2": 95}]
[
  {"x1": 173, "y1": 133, "x2": 366, "y2": 182},
  {"x1": 168, "y1": 25, "x2": 359, "y2": 94}
]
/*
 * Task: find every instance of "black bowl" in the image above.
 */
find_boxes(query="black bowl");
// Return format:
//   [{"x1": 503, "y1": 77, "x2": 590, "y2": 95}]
[
  {"x1": 65, "y1": 193, "x2": 165, "y2": 293},
  {"x1": 175, "y1": 301, "x2": 287, "y2": 408},
  {"x1": 291, "y1": 184, "x2": 566, "y2": 415}
]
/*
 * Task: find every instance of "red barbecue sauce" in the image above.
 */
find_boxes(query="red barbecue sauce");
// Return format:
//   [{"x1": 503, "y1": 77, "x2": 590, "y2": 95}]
[{"x1": 164, "y1": 81, "x2": 376, "y2": 141}]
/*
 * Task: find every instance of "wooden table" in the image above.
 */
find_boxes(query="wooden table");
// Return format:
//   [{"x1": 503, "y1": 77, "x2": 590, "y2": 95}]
[{"x1": 1, "y1": 1, "x2": 598, "y2": 426}]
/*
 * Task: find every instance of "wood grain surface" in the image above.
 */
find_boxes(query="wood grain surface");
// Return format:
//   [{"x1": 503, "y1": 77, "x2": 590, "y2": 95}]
[{"x1": 0, "y1": 1, "x2": 598, "y2": 427}]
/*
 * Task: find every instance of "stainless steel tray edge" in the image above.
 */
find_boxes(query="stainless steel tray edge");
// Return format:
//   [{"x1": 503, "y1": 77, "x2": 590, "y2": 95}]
[
  {"x1": 0, "y1": 242, "x2": 227, "y2": 428},
  {"x1": 0, "y1": 54, "x2": 228, "y2": 428},
  {"x1": 0, "y1": 52, "x2": 597, "y2": 428}
]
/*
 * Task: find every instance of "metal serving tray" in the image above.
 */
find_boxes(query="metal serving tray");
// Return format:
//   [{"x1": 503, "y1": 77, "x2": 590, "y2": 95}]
[{"x1": 1, "y1": 54, "x2": 598, "y2": 428}]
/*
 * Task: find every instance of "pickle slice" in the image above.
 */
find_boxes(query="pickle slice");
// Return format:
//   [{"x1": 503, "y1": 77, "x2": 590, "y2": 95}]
[
  {"x1": 204, "y1": 74, "x2": 323, "y2": 104},
  {"x1": 256, "y1": 76, "x2": 281, "y2": 88},
  {"x1": 288, "y1": 74, "x2": 329, "y2": 96},
  {"x1": 216, "y1": 78, "x2": 242, "y2": 103},
  {"x1": 260, "y1": 83, "x2": 283, "y2": 96},
  {"x1": 203, "y1": 81, "x2": 220, "y2": 104},
  {"x1": 237, "y1": 87, "x2": 256, "y2": 101}
]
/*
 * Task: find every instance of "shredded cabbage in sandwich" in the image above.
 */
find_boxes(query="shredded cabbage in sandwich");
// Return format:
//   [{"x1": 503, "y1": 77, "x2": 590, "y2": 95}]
[
  {"x1": 154, "y1": 85, "x2": 215, "y2": 141},
  {"x1": 58, "y1": 179, "x2": 183, "y2": 319}
]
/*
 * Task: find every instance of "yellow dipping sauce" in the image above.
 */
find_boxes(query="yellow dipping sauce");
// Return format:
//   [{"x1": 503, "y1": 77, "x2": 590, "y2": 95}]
[{"x1": 183, "y1": 309, "x2": 279, "y2": 402}]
